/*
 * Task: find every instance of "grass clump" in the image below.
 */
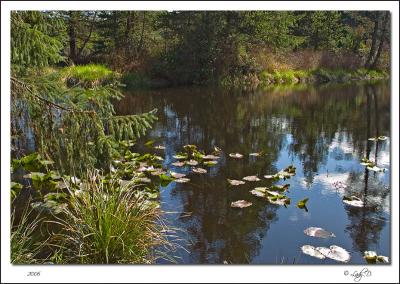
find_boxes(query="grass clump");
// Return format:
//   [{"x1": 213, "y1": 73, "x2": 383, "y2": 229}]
[
  {"x1": 62, "y1": 64, "x2": 115, "y2": 87},
  {"x1": 50, "y1": 171, "x2": 178, "y2": 264},
  {"x1": 11, "y1": 204, "x2": 46, "y2": 264}
]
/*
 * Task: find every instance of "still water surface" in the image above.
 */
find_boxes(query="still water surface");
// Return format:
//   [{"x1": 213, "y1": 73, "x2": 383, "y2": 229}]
[{"x1": 115, "y1": 82, "x2": 390, "y2": 264}]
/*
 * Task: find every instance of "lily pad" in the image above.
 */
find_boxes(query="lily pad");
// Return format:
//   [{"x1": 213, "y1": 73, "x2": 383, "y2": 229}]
[
  {"x1": 231, "y1": 200, "x2": 252, "y2": 208},
  {"x1": 304, "y1": 227, "x2": 335, "y2": 238},
  {"x1": 173, "y1": 154, "x2": 188, "y2": 160},
  {"x1": 343, "y1": 196, "x2": 364, "y2": 207},
  {"x1": 227, "y1": 179, "x2": 245, "y2": 186},
  {"x1": 264, "y1": 174, "x2": 275, "y2": 179},
  {"x1": 185, "y1": 160, "x2": 199, "y2": 166},
  {"x1": 378, "y1": 136, "x2": 388, "y2": 141},
  {"x1": 269, "y1": 184, "x2": 290, "y2": 192},
  {"x1": 203, "y1": 160, "x2": 218, "y2": 166},
  {"x1": 154, "y1": 145, "x2": 166, "y2": 150},
  {"x1": 366, "y1": 165, "x2": 385, "y2": 172},
  {"x1": 202, "y1": 154, "x2": 219, "y2": 160},
  {"x1": 192, "y1": 167, "x2": 207, "y2": 174},
  {"x1": 175, "y1": 177, "x2": 190, "y2": 183},
  {"x1": 170, "y1": 171, "x2": 186, "y2": 178},
  {"x1": 214, "y1": 146, "x2": 222, "y2": 153},
  {"x1": 368, "y1": 137, "x2": 378, "y2": 141},
  {"x1": 250, "y1": 187, "x2": 267, "y2": 197},
  {"x1": 250, "y1": 190, "x2": 265, "y2": 198},
  {"x1": 364, "y1": 251, "x2": 389, "y2": 263},
  {"x1": 325, "y1": 245, "x2": 351, "y2": 263},
  {"x1": 249, "y1": 152, "x2": 263, "y2": 157},
  {"x1": 301, "y1": 245, "x2": 351, "y2": 263},
  {"x1": 242, "y1": 175, "x2": 260, "y2": 182},
  {"x1": 267, "y1": 195, "x2": 290, "y2": 206},
  {"x1": 172, "y1": 161, "x2": 185, "y2": 167},
  {"x1": 301, "y1": 245, "x2": 326, "y2": 259},
  {"x1": 297, "y1": 198, "x2": 309, "y2": 208},
  {"x1": 229, "y1": 153, "x2": 243, "y2": 159}
]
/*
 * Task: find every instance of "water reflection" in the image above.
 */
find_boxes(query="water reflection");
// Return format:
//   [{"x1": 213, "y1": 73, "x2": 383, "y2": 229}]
[{"x1": 115, "y1": 81, "x2": 390, "y2": 264}]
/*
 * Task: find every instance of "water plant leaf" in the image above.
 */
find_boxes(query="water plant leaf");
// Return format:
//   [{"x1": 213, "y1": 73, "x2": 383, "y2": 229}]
[
  {"x1": 377, "y1": 255, "x2": 389, "y2": 263},
  {"x1": 173, "y1": 154, "x2": 188, "y2": 160},
  {"x1": 324, "y1": 245, "x2": 351, "y2": 263},
  {"x1": 183, "y1": 144, "x2": 197, "y2": 152},
  {"x1": 250, "y1": 190, "x2": 265, "y2": 198},
  {"x1": 150, "y1": 168, "x2": 166, "y2": 176},
  {"x1": 366, "y1": 165, "x2": 385, "y2": 172},
  {"x1": 297, "y1": 198, "x2": 309, "y2": 208},
  {"x1": 175, "y1": 177, "x2": 190, "y2": 183},
  {"x1": 368, "y1": 137, "x2": 378, "y2": 141},
  {"x1": 267, "y1": 194, "x2": 290, "y2": 206},
  {"x1": 192, "y1": 167, "x2": 207, "y2": 174},
  {"x1": 202, "y1": 154, "x2": 219, "y2": 160},
  {"x1": 363, "y1": 251, "x2": 389, "y2": 263},
  {"x1": 185, "y1": 159, "x2": 199, "y2": 166},
  {"x1": 144, "y1": 140, "x2": 155, "y2": 147},
  {"x1": 377, "y1": 136, "x2": 388, "y2": 141},
  {"x1": 301, "y1": 245, "x2": 326, "y2": 259},
  {"x1": 154, "y1": 145, "x2": 166, "y2": 150},
  {"x1": 231, "y1": 200, "x2": 252, "y2": 208},
  {"x1": 170, "y1": 171, "x2": 186, "y2": 178},
  {"x1": 249, "y1": 152, "x2": 263, "y2": 157},
  {"x1": 264, "y1": 174, "x2": 275, "y2": 179},
  {"x1": 242, "y1": 175, "x2": 260, "y2": 182},
  {"x1": 229, "y1": 153, "x2": 243, "y2": 159},
  {"x1": 227, "y1": 179, "x2": 245, "y2": 186},
  {"x1": 301, "y1": 245, "x2": 351, "y2": 263},
  {"x1": 343, "y1": 196, "x2": 364, "y2": 207},
  {"x1": 250, "y1": 187, "x2": 267, "y2": 197},
  {"x1": 203, "y1": 160, "x2": 218, "y2": 167},
  {"x1": 172, "y1": 161, "x2": 185, "y2": 167},
  {"x1": 304, "y1": 227, "x2": 336, "y2": 238},
  {"x1": 269, "y1": 184, "x2": 290, "y2": 192}
]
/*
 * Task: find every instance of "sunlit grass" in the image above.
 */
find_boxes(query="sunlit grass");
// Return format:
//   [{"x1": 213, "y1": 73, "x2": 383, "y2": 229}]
[
  {"x1": 11, "y1": 203, "x2": 46, "y2": 264},
  {"x1": 62, "y1": 64, "x2": 115, "y2": 87},
  {"x1": 49, "y1": 171, "x2": 179, "y2": 264}
]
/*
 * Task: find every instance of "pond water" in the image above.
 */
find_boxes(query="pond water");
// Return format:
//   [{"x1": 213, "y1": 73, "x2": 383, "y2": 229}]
[{"x1": 115, "y1": 81, "x2": 391, "y2": 264}]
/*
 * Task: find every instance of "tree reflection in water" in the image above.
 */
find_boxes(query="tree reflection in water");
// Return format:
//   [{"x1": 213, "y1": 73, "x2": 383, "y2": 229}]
[{"x1": 114, "y1": 81, "x2": 390, "y2": 264}]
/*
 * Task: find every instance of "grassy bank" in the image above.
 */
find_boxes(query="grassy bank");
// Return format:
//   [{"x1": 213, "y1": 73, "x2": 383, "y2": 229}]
[
  {"x1": 258, "y1": 68, "x2": 389, "y2": 86},
  {"x1": 121, "y1": 68, "x2": 389, "y2": 90}
]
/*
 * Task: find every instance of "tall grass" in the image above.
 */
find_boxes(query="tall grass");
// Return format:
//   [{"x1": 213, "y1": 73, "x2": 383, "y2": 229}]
[
  {"x1": 11, "y1": 203, "x2": 45, "y2": 264},
  {"x1": 62, "y1": 64, "x2": 115, "y2": 87},
  {"x1": 50, "y1": 171, "x2": 178, "y2": 264}
]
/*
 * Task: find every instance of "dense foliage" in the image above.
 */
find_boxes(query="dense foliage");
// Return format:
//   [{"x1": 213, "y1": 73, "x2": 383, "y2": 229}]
[{"x1": 24, "y1": 10, "x2": 390, "y2": 86}]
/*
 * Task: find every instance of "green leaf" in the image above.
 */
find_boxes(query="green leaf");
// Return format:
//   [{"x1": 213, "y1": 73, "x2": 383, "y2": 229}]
[{"x1": 297, "y1": 198, "x2": 309, "y2": 209}]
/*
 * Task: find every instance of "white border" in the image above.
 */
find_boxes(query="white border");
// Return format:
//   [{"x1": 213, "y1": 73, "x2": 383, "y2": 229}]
[{"x1": 1, "y1": 1, "x2": 399, "y2": 283}]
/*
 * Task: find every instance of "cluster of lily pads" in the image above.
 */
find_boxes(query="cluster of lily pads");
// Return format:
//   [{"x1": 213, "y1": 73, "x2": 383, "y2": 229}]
[
  {"x1": 227, "y1": 165, "x2": 309, "y2": 210},
  {"x1": 301, "y1": 227, "x2": 389, "y2": 264}
]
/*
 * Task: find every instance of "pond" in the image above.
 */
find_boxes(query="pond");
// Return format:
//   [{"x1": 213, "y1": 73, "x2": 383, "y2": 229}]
[{"x1": 114, "y1": 81, "x2": 391, "y2": 264}]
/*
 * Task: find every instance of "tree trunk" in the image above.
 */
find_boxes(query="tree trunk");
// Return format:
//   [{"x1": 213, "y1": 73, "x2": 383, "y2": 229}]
[
  {"x1": 365, "y1": 13, "x2": 379, "y2": 68},
  {"x1": 371, "y1": 12, "x2": 389, "y2": 69},
  {"x1": 68, "y1": 11, "x2": 77, "y2": 64},
  {"x1": 137, "y1": 12, "x2": 146, "y2": 58}
]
